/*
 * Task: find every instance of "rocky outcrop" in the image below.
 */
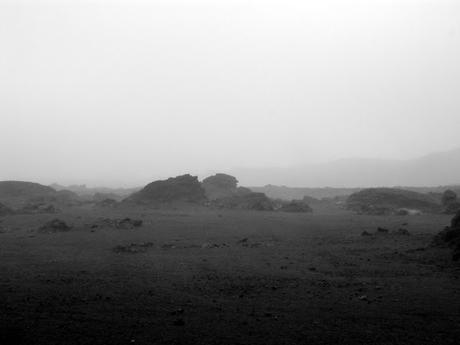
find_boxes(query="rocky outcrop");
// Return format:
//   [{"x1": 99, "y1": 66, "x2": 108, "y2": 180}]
[
  {"x1": 202, "y1": 173, "x2": 239, "y2": 200},
  {"x1": 124, "y1": 174, "x2": 206, "y2": 205},
  {"x1": 432, "y1": 210, "x2": 460, "y2": 260}
]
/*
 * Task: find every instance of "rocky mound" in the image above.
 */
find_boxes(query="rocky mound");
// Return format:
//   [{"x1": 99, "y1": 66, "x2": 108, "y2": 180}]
[
  {"x1": 346, "y1": 188, "x2": 441, "y2": 215},
  {"x1": 0, "y1": 202, "x2": 14, "y2": 216},
  {"x1": 441, "y1": 189, "x2": 460, "y2": 214},
  {"x1": 433, "y1": 210, "x2": 460, "y2": 260},
  {"x1": 202, "y1": 173, "x2": 239, "y2": 200},
  {"x1": 278, "y1": 200, "x2": 313, "y2": 213},
  {"x1": 125, "y1": 174, "x2": 206, "y2": 204},
  {"x1": 212, "y1": 192, "x2": 274, "y2": 211}
]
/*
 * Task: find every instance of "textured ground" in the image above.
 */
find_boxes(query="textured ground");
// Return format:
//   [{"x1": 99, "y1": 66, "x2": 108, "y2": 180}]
[{"x1": 1, "y1": 206, "x2": 459, "y2": 345}]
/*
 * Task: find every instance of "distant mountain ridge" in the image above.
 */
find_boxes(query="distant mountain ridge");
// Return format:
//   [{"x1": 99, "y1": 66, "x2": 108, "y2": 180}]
[{"x1": 233, "y1": 147, "x2": 460, "y2": 188}]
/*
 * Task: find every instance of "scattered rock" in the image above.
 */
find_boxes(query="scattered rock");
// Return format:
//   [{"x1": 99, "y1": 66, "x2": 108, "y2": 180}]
[
  {"x1": 113, "y1": 242, "x2": 154, "y2": 254},
  {"x1": 377, "y1": 227, "x2": 389, "y2": 234},
  {"x1": 201, "y1": 242, "x2": 229, "y2": 249},
  {"x1": 92, "y1": 218, "x2": 143, "y2": 230},
  {"x1": 38, "y1": 219, "x2": 71, "y2": 233},
  {"x1": 393, "y1": 228, "x2": 411, "y2": 236}
]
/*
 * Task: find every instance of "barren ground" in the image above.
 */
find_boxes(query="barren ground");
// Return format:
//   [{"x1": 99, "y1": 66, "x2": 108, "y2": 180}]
[{"x1": 1, "y1": 206, "x2": 459, "y2": 345}]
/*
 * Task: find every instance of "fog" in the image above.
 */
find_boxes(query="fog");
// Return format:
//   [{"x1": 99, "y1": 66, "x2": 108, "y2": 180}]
[{"x1": 1, "y1": 0, "x2": 459, "y2": 187}]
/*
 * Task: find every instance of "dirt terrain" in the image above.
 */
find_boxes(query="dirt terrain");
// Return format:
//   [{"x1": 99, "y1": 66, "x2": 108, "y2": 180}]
[{"x1": 1, "y1": 206, "x2": 459, "y2": 345}]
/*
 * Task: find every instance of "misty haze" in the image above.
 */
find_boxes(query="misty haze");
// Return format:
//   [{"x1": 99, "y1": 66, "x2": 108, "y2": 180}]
[{"x1": 1, "y1": 1, "x2": 460, "y2": 345}]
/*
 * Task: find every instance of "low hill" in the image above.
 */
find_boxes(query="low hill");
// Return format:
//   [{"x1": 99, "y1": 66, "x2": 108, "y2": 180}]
[
  {"x1": 346, "y1": 188, "x2": 442, "y2": 215},
  {"x1": 0, "y1": 181, "x2": 57, "y2": 208},
  {"x1": 0, "y1": 181, "x2": 82, "y2": 208},
  {"x1": 124, "y1": 174, "x2": 206, "y2": 204}
]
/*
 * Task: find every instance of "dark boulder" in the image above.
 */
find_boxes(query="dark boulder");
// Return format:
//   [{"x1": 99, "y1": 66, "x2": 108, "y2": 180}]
[
  {"x1": 377, "y1": 227, "x2": 389, "y2": 234},
  {"x1": 38, "y1": 219, "x2": 71, "y2": 233}
]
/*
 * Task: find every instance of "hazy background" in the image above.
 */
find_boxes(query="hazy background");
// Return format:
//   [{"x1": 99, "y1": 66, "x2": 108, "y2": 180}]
[{"x1": 1, "y1": 0, "x2": 459, "y2": 187}]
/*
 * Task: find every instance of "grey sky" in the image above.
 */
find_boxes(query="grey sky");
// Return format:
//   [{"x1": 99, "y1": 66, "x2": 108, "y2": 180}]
[{"x1": 1, "y1": 0, "x2": 459, "y2": 187}]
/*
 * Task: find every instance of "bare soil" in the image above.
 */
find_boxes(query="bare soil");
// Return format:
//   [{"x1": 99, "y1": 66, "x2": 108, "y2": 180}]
[{"x1": 1, "y1": 206, "x2": 459, "y2": 345}]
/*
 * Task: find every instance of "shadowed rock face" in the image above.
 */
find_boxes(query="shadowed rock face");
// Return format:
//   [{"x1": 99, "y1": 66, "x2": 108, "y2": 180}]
[
  {"x1": 346, "y1": 188, "x2": 442, "y2": 215},
  {"x1": 125, "y1": 174, "x2": 207, "y2": 204}
]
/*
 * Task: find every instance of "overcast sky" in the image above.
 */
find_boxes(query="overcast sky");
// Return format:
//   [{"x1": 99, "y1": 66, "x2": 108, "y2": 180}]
[{"x1": 1, "y1": 0, "x2": 459, "y2": 187}]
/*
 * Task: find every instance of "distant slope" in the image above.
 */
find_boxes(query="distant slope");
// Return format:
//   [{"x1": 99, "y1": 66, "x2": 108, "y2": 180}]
[
  {"x1": 50, "y1": 183, "x2": 140, "y2": 197},
  {"x1": 0, "y1": 181, "x2": 57, "y2": 207},
  {"x1": 346, "y1": 188, "x2": 442, "y2": 214},
  {"x1": 232, "y1": 148, "x2": 460, "y2": 187},
  {"x1": 250, "y1": 185, "x2": 361, "y2": 200},
  {"x1": 250, "y1": 185, "x2": 460, "y2": 201}
]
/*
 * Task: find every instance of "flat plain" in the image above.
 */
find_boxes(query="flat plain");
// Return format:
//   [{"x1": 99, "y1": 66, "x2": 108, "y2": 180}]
[{"x1": 1, "y1": 205, "x2": 459, "y2": 345}]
